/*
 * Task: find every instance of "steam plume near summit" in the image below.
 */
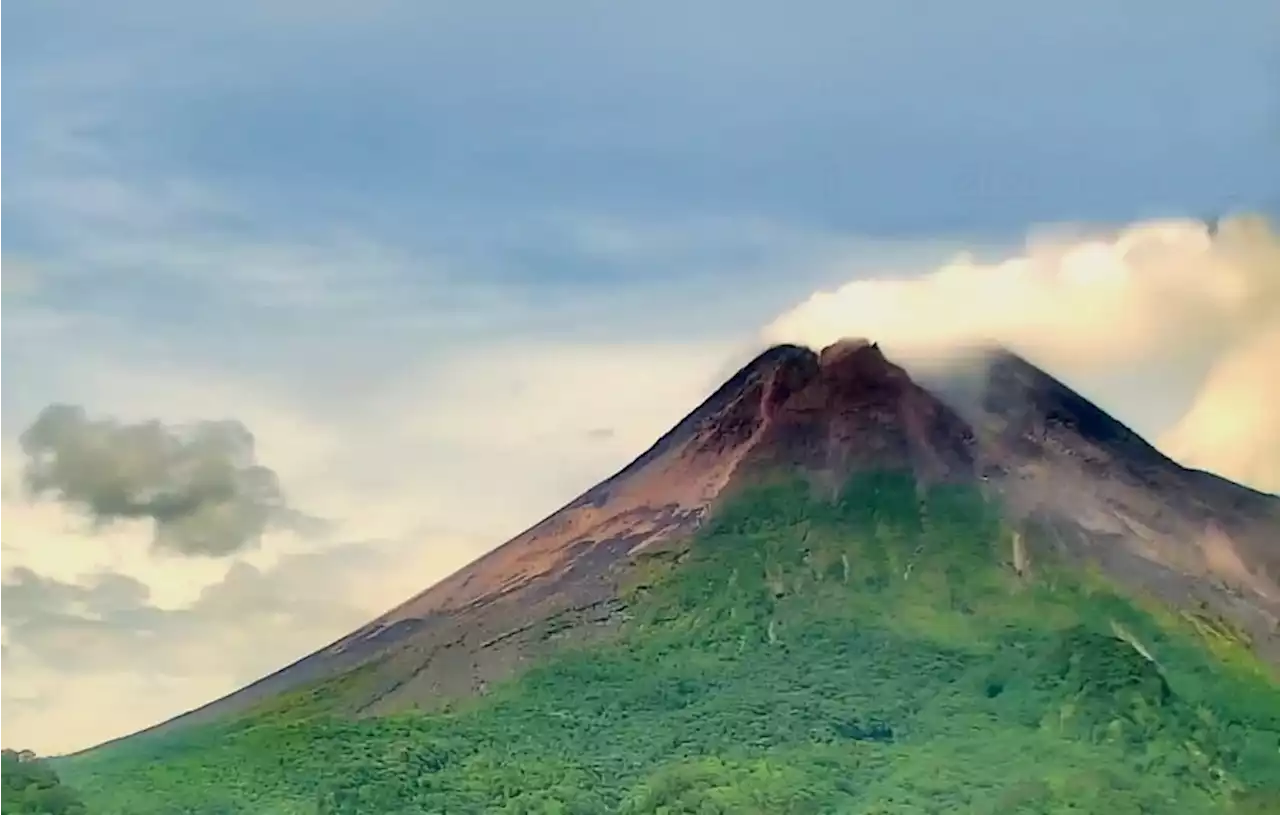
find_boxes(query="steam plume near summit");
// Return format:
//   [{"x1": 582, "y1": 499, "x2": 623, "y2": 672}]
[{"x1": 764, "y1": 215, "x2": 1280, "y2": 493}]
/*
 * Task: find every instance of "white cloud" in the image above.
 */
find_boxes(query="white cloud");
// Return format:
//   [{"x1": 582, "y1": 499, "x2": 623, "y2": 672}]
[
  {"x1": 1162, "y1": 322, "x2": 1280, "y2": 493},
  {"x1": 765, "y1": 214, "x2": 1280, "y2": 493}
]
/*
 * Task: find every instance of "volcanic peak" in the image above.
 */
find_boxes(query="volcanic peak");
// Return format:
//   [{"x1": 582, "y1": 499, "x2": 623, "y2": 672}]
[
  {"x1": 727, "y1": 338, "x2": 928, "y2": 415},
  {"x1": 67, "y1": 335, "x2": 1280, "y2": 755},
  {"x1": 710, "y1": 339, "x2": 979, "y2": 489}
]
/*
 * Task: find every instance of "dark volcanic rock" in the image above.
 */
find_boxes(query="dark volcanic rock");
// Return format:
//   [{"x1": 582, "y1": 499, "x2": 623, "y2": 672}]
[
  {"x1": 735, "y1": 339, "x2": 978, "y2": 487},
  {"x1": 84, "y1": 338, "x2": 1280, "y2": 753}
]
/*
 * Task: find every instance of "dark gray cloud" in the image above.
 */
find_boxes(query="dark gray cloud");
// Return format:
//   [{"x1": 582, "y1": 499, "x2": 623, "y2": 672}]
[{"x1": 18, "y1": 404, "x2": 293, "y2": 556}]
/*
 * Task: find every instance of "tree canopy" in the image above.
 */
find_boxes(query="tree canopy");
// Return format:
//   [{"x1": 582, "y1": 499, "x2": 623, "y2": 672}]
[{"x1": 2, "y1": 749, "x2": 86, "y2": 815}]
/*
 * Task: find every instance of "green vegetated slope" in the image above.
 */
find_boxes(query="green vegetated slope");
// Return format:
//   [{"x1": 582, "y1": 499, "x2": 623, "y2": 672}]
[
  {"x1": 59, "y1": 473, "x2": 1280, "y2": 814},
  {"x1": 2, "y1": 750, "x2": 87, "y2": 815}
]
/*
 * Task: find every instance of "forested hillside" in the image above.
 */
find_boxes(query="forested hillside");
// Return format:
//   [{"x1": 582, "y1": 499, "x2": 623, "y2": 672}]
[
  {"x1": 57, "y1": 474, "x2": 1280, "y2": 813},
  {"x1": 2, "y1": 749, "x2": 86, "y2": 815}
]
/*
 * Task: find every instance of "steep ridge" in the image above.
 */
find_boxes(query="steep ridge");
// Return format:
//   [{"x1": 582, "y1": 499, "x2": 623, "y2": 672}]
[
  {"x1": 924, "y1": 347, "x2": 1280, "y2": 663},
  {"x1": 96, "y1": 340, "x2": 988, "y2": 738},
  {"x1": 115, "y1": 343, "x2": 820, "y2": 735},
  {"x1": 86, "y1": 339, "x2": 1280, "y2": 747}
]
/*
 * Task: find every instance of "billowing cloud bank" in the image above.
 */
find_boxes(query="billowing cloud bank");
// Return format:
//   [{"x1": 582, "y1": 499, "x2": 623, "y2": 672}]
[{"x1": 765, "y1": 215, "x2": 1280, "y2": 493}]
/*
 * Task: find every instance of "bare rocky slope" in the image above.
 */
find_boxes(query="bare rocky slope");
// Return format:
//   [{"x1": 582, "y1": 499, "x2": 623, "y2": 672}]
[{"x1": 88, "y1": 339, "x2": 1280, "y2": 750}]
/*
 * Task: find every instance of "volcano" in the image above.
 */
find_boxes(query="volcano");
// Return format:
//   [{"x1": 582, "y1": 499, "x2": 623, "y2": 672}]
[{"x1": 61, "y1": 341, "x2": 1280, "y2": 814}]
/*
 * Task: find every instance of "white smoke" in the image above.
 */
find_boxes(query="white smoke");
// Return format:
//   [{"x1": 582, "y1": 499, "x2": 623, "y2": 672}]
[{"x1": 764, "y1": 214, "x2": 1280, "y2": 493}]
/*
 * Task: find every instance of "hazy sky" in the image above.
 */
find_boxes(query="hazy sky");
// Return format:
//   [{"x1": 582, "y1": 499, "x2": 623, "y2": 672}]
[{"x1": 3, "y1": 1, "x2": 1277, "y2": 755}]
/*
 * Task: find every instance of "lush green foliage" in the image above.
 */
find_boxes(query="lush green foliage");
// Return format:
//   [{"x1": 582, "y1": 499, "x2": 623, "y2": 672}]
[
  {"x1": 2, "y1": 749, "x2": 87, "y2": 814},
  {"x1": 59, "y1": 473, "x2": 1280, "y2": 813}
]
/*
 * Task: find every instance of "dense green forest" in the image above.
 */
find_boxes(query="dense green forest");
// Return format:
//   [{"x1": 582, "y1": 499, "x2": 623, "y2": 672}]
[
  {"x1": 45, "y1": 473, "x2": 1280, "y2": 813},
  {"x1": 2, "y1": 749, "x2": 86, "y2": 814}
]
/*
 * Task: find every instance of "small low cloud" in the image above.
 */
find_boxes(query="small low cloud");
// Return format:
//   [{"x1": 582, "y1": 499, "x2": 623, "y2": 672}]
[
  {"x1": 18, "y1": 404, "x2": 296, "y2": 556},
  {"x1": 2, "y1": 566, "x2": 153, "y2": 624},
  {"x1": 0, "y1": 547, "x2": 385, "y2": 680},
  {"x1": 0, "y1": 532, "x2": 485, "y2": 753},
  {"x1": 1, "y1": 567, "x2": 162, "y2": 674}
]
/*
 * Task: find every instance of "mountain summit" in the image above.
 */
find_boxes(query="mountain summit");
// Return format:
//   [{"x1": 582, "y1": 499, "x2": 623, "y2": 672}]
[
  {"x1": 63, "y1": 340, "x2": 1280, "y2": 814},
  {"x1": 106, "y1": 339, "x2": 1278, "y2": 732},
  {"x1": 122, "y1": 339, "x2": 988, "y2": 727}
]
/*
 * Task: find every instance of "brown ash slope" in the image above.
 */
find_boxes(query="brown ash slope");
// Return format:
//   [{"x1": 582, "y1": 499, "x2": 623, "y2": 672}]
[{"x1": 95, "y1": 338, "x2": 1280, "y2": 747}]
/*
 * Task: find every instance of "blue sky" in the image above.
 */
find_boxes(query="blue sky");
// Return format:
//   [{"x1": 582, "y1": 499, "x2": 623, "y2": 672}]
[
  {"x1": 5, "y1": 2, "x2": 1275, "y2": 367},
  {"x1": 6, "y1": 2, "x2": 1276, "y2": 288},
  {"x1": 2, "y1": 1, "x2": 1277, "y2": 754}
]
